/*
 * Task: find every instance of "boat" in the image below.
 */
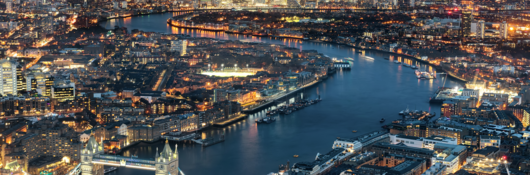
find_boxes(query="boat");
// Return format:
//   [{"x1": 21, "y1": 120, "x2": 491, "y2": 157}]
[
  {"x1": 356, "y1": 50, "x2": 363, "y2": 53},
  {"x1": 394, "y1": 60, "x2": 401, "y2": 64},
  {"x1": 259, "y1": 117, "x2": 276, "y2": 124},
  {"x1": 352, "y1": 130, "x2": 357, "y2": 133},
  {"x1": 411, "y1": 65, "x2": 418, "y2": 69},
  {"x1": 403, "y1": 63, "x2": 410, "y2": 67},
  {"x1": 293, "y1": 155, "x2": 299, "y2": 158},
  {"x1": 380, "y1": 118, "x2": 385, "y2": 123},
  {"x1": 363, "y1": 56, "x2": 374, "y2": 60},
  {"x1": 384, "y1": 57, "x2": 389, "y2": 60}
]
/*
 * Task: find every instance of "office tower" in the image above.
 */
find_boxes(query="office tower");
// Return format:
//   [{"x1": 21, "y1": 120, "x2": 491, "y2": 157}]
[
  {"x1": 121, "y1": 1, "x2": 127, "y2": 8},
  {"x1": 500, "y1": 21, "x2": 508, "y2": 39},
  {"x1": 16, "y1": 64, "x2": 24, "y2": 93},
  {"x1": 6, "y1": 2, "x2": 12, "y2": 13},
  {"x1": 460, "y1": 11, "x2": 473, "y2": 37},
  {"x1": 51, "y1": 80, "x2": 75, "y2": 102},
  {"x1": 0, "y1": 59, "x2": 18, "y2": 96},
  {"x1": 477, "y1": 20, "x2": 485, "y2": 39}
]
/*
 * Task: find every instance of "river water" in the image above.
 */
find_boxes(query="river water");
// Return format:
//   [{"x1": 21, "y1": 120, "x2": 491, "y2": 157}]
[{"x1": 100, "y1": 12, "x2": 461, "y2": 175}]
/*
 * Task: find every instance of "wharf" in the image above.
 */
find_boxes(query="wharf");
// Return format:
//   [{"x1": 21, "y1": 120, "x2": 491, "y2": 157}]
[
  {"x1": 213, "y1": 114, "x2": 248, "y2": 126},
  {"x1": 429, "y1": 87, "x2": 461, "y2": 104},
  {"x1": 104, "y1": 167, "x2": 117, "y2": 174},
  {"x1": 242, "y1": 79, "x2": 321, "y2": 113},
  {"x1": 191, "y1": 136, "x2": 225, "y2": 147},
  {"x1": 161, "y1": 132, "x2": 197, "y2": 141}
]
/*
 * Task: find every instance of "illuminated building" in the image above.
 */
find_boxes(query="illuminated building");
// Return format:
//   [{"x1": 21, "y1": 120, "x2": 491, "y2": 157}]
[
  {"x1": 5, "y1": 2, "x2": 12, "y2": 13},
  {"x1": 477, "y1": 20, "x2": 485, "y2": 39},
  {"x1": 0, "y1": 59, "x2": 18, "y2": 96},
  {"x1": 500, "y1": 21, "x2": 508, "y2": 39},
  {"x1": 479, "y1": 135, "x2": 500, "y2": 149},
  {"x1": 171, "y1": 40, "x2": 188, "y2": 56},
  {"x1": 461, "y1": 11, "x2": 473, "y2": 37},
  {"x1": 51, "y1": 80, "x2": 75, "y2": 102},
  {"x1": 0, "y1": 95, "x2": 51, "y2": 116},
  {"x1": 25, "y1": 72, "x2": 54, "y2": 96}
]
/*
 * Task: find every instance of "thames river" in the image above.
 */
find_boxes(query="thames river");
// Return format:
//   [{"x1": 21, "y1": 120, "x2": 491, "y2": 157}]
[{"x1": 100, "y1": 12, "x2": 461, "y2": 175}]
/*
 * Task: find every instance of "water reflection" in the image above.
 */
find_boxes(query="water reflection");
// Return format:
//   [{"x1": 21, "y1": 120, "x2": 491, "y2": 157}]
[{"x1": 100, "y1": 13, "x2": 464, "y2": 175}]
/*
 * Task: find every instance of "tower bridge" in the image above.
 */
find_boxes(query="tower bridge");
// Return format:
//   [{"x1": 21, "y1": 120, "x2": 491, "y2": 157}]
[{"x1": 67, "y1": 136, "x2": 182, "y2": 175}]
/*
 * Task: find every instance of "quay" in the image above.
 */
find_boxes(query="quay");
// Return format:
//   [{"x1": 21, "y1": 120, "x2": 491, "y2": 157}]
[
  {"x1": 191, "y1": 135, "x2": 225, "y2": 147},
  {"x1": 242, "y1": 79, "x2": 321, "y2": 113},
  {"x1": 104, "y1": 167, "x2": 117, "y2": 174},
  {"x1": 161, "y1": 132, "x2": 197, "y2": 141},
  {"x1": 213, "y1": 113, "x2": 248, "y2": 126},
  {"x1": 429, "y1": 87, "x2": 461, "y2": 104}
]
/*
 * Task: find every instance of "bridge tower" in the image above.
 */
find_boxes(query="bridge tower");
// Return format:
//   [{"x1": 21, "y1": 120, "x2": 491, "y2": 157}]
[
  {"x1": 81, "y1": 136, "x2": 104, "y2": 175},
  {"x1": 155, "y1": 140, "x2": 179, "y2": 175}
]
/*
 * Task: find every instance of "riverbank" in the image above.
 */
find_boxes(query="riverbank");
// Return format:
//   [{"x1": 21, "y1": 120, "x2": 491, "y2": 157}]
[
  {"x1": 99, "y1": 14, "x2": 463, "y2": 175},
  {"x1": 164, "y1": 18, "x2": 466, "y2": 83}
]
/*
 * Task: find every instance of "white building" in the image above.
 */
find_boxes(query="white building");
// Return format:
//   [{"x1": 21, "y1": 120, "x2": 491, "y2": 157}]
[
  {"x1": 171, "y1": 40, "x2": 188, "y2": 56},
  {"x1": 389, "y1": 134, "x2": 423, "y2": 148},
  {"x1": 333, "y1": 130, "x2": 389, "y2": 153},
  {"x1": 432, "y1": 143, "x2": 466, "y2": 174},
  {"x1": 0, "y1": 59, "x2": 18, "y2": 96},
  {"x1": 500, "y1": 21, "x2": 508, "y2": 39},
  {"x1": 332, "y1": 139, "x2": 362, "y2": 153},
  {"x1": 113, "y1": 1, "x2": 119, "y2": 9},
  {"x1": 423, "y1": 135, "x2": 457, "y2": 150},
  {"x1": 480, "y1": 135, "x2": 501, "y2": 149},
  {"x1": 121, "y1": 1, "x2": 127, "y2": 8},
  {"x1": 477, "y1": 20, "x2": 485, "y2": 39},
  {"x1": 6, "y1": 2, "x2": 12, "y2": 13},
  {"x1": 422, "y1": 162, "x2": 446, "y2": 175}
]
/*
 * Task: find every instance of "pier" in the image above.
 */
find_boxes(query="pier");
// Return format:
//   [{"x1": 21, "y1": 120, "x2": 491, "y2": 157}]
[
  {"x1": 191, "y1": 135, "x2": 225, "y2": 147},
  {"x1": 242, "y1": 79, "x2": 321, "y2": 113},
  {"x1": 213, "y1": 113, "x2": 248, "y2": 126}
]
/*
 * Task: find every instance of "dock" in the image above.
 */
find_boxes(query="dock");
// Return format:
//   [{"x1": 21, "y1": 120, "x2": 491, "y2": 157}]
[
  {"x1": 429, "y1": 87, "x2": 461, "y2": 104},
  {"x1": 213, "y1": 114, "x2": 248, "y2": 126},
  {"x1": 104, "y1": 167, "x2": 117, "y2": 174},
  {"x1": 191, "y1": 135, "x2": 225, "y2": 147},
  {"x1": 242, "y1": 79, "x2": 321, "y2": 113},
  {"x1": 161, "y1": 132, "x2": 197, "y2": 141}
]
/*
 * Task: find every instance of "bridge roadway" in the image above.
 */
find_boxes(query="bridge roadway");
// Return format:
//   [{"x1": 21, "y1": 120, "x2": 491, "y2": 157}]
[{"x1": 66, "y1": 155, "x2": 185, "y2": 175}]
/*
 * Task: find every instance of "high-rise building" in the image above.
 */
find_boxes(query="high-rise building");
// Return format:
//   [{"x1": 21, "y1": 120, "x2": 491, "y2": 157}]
[
  {"x1": 51, "y1": 80, "x2": 75, "y2": 102},
  {"x1": 171, "y1": 40, "x2": 187, "y2": 56},
  {"x1": 0, "y1": 59, "x2": 18, "y2": 96},
  {"x1": 477, "y1": 20, "x2": 485, "y2": 39},
  {"x1": 500, "y1": 21, "x2": 508, "y2": 39},
  {"x1": 6, "y1": 2, "x2": 12, "y2": 13},
  {"x1": 461, "y1": 11, "x2": 473, "y2": 38},
  {"x1": 121, "y1": 1, "x2": 127, "y2": 8}
]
